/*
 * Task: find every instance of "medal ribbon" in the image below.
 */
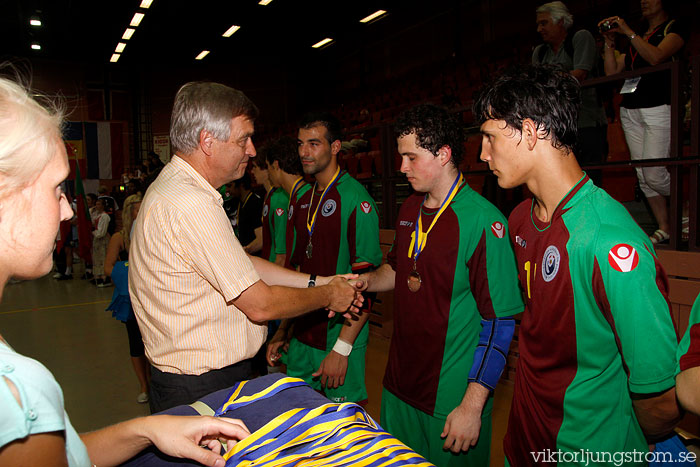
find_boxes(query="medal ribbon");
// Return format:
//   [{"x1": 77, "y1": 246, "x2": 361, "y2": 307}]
[
  {"x1": 306, "y1": 166, "x2": 342, "y2": 238},
  {"x1": 411, "y1": 172, "x2": 464, "y2": 261},
  {"x1": 287, "y1": 177, "x2": 305, "y2": 211}
]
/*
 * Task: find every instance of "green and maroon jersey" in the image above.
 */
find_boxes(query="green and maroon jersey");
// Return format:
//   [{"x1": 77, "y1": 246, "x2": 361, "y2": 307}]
[
  {"x1": 261, "y1": 187, "x2": 289, "y2": 262},
  {"x1": 677, "y1": 294, "x2": 700, "y2": 373},
  {"x1": 289, "y1": 171, "x2": 382, "y2": 351},
  {"x1": 505, "y1": 176, "x2": 678, "y2": 465},
  {"x1": 384, "y1": 182, "x2": 523, "y2": 417},
  {"x1": 284, "y1": 182, "x2": 311, "y2": 270}
]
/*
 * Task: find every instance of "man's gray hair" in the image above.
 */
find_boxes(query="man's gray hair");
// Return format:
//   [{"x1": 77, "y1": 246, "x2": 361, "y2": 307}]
[
  {"x1": 170, "y1": 81, "x2": 259, "y2": 155},
  {"x1": 536, "y1": 1, "x2": 574, "y2": 30}
]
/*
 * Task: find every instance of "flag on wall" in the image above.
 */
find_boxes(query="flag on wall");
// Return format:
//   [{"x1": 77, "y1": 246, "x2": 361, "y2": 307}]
[{"x1": 64, "y1": 121, "x2": 126, "y2": 181}]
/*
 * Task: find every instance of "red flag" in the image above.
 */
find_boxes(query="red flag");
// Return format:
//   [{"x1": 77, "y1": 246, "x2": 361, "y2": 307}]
[{"x1": 74, "y1": 161, "x2": 93, "y2": 262}]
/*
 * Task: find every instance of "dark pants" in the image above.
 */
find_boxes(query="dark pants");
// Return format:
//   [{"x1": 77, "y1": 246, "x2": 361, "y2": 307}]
[
  {"x1": 149, "y1": 359, "x2": 254, "y2": 413},
  {"x1": 576, "y1": 124, "x2": 609, "y2": 187}
]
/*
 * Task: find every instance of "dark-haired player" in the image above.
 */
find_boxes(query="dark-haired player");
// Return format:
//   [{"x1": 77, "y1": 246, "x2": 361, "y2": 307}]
[
  {"x1": 474, "y1": 65, "x2": 680, "y2": 464},
  {"x1": 253, "y1": 140, "x2": 290, "y2": 265},
  {"x1": 357, "y1": 104, "x2": 523, "y2": 466},
  {"x1": 270, "y1": 112, "x2": 382, "y2": 404}
]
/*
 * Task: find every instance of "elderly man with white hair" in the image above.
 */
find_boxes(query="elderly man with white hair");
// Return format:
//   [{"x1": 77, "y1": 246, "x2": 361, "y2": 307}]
[{"x1": 532, "y1": 1, "x2": 609, "y2": 187}]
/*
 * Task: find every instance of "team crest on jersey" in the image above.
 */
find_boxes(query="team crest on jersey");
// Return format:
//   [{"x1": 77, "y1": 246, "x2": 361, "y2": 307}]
[
  {"x1": 515, "y1": 235, "x2": 527, "y2": 248},
  {"x1": 275, "y1": 208, "x2": 284, "y2": 217},
  {"x1": 322, "y1": 199, "x2": 337, "y2": 217},
  {"x1": 541, "y1": 245, "x2": 560, "y2": 282},
  {"x1": 608, "y1": 244, "x2": 639, "y2": 272},
  {"x1": 288, "y1": 205, "x2": 294, "y2": 220},
  {"x1": 262, "y1": 205, "x2": 269, "y2": 217},
  {"x1": 360, "y1": 201, "x2": 372, "y2": 214},
  {"x1": 491, "y1": 221, "x2": 505, "y2": 238}
]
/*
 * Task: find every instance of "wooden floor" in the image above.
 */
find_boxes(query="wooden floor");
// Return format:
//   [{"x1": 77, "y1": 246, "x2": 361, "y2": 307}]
[{"x1": 0, "y1": 272, "x2": 512, "y2": 465}]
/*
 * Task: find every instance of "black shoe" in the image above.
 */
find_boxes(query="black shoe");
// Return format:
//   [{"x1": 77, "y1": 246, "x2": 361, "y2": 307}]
[
  {"x1": 82, "y1": 272, "x2": 94, "y2": 280},
  {"x1": 56, "y1": 273, "x2": 73, "y2": 281}
]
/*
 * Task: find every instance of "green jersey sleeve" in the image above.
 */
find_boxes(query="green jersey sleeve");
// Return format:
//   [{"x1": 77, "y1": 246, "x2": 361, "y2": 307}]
[{"x1": 593, "y1": 226, "x2": 677, "y2": 394}]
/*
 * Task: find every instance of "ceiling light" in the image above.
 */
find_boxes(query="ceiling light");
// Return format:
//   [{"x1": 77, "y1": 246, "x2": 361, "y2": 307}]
[
  {"x1": 360, "y1": 10, "x2": 387, "y2": 23},
  {"x1": 110, "y1": 54, "x2": 121, "y2": 63},
  {"x1": 30, "y1": 18, "x2": 42, "y2": 27},
  {"x1": 258, "y1": 0, "x2": 273, "y2": 5},
  {"x1": 130, "y1": 12, "x2": 145, "y2": 27},
  {"x1": 140, "y1": 0, "x2": 154, "y2": 8},
  {"x1": 195, "y1": 50, "x2": 210, "y2": 60},
  {"x1": 115, "y1": 42, "x2": 126, "y2": 53},
  {"x1": 31, "y1": 43, "x2": 41, "y2": 50},
  {"x1": 311, "y1": 38, "x2": 333, "y2": 49},
  {"x1": 222, "y1": 25, "x2": 240, "y2": 37},
  {"x1": 122, "y1": 28, "x2": 135, "y2": 40}
]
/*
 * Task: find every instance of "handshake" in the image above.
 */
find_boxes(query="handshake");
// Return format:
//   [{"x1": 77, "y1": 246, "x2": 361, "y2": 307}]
[{"x1": 318, "y1": 274, "x2": 369, "y2": 320}]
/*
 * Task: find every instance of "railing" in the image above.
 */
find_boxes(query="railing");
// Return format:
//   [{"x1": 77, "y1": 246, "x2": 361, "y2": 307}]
[
  {"x1": 344, "y1": 55, "x2": 699, "y2": 251},
  {"x1": 581, "y1": 58, "x2": 699, "y2": 251}
]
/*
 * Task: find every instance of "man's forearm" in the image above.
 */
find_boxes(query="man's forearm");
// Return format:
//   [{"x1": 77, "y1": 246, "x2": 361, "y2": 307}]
[
  {"x1": 235, "y1": 280, "x2": 333, "y2": 322},
  {"x1": 249, "y1": 255, "x2": 312, "y2": 288}
]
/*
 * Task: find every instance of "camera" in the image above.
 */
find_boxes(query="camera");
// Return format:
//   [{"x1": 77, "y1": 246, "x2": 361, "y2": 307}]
[{"x1": 599, "y1": 20, "x2": 618, "y2": 33}]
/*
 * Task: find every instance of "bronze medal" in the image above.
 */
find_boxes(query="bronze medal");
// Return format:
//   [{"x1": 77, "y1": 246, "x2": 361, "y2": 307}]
[
  {"x1": 306, "y1": 240, "x2": 313, "y2": 259},
  {"x1": 407, "y1": 270, "x2": 422, "y2": 292}
]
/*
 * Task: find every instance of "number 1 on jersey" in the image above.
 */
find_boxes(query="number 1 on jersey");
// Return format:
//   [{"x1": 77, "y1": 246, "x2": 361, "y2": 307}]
[{"x1": 524, "y1": 261, "x2": 536, "y2": 299}]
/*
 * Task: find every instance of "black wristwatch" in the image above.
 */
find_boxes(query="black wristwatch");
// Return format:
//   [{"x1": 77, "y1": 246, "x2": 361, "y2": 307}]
[{"x1": 308, "y1": 274, "x2": 317, "y2": 288}]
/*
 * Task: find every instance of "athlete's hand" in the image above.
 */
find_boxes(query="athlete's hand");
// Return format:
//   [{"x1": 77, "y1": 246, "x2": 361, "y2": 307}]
[
  {"x1": 325, "y1": 277, "x2": 364, "y2": 320},
  {"x1": 312, "y1": 350, "x2": 348, "y2": 389},
  {"x1": 266, "y1": 329, "x2": 289, "y2": 366},
  {"x1": 349, "y1": 274, "x2": 369, "y2": 292},
  {"x1": 441, "y1": 404, "x2": 481, "y2": 454}
]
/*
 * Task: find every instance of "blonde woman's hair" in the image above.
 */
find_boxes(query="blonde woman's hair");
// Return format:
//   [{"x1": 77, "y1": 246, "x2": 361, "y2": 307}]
[
  {"x1": 0, "y1": 75, "x2": 64, "y2": 197},
  {"x1": 121, "y1": 193, "x2": 142, "y2": 251}
]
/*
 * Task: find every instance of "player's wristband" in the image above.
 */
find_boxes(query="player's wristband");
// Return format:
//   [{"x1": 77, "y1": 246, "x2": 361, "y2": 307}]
[
  {"x1": 308, "y1": 274, "x2": 317, "y2": 288},
  {"x1": 332, "y1": 339, "x2": 353, "y2": 357}
]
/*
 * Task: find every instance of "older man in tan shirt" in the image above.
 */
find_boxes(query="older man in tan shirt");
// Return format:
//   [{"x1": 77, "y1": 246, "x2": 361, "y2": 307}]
[{"x1": 129, "y1": 82, "x2": 361, "y2": 412}]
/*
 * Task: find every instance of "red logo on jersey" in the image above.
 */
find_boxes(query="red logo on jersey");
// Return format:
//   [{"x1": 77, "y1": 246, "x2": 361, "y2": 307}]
[
  {"x1": 360, "y1": 201, "x2": 372, "y2": 214},
  {"x1": 491, "y1": 221, "x2": 505, "y2": 238},
  {"x1": 275, "y1": 208, "x2": 284, "y2": 216},
  {"x1": 608, "y1": 244, "x2": 639, "y2": 272}
]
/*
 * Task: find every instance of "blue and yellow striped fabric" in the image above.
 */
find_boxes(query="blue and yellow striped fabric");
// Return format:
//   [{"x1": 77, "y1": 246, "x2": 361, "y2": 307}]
[{"x1": 218, "y1": 377, "x2": 435, "y2": 467}]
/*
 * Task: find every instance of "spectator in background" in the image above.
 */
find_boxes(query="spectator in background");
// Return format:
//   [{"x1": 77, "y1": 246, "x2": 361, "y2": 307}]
[
  {"x1": 98, "y1": 184, "x2": 119, "y2": 212},
  {"x1": 105, "y1": 194, "x2": 149, "y2": 404},
  {"x1": 91, "y1": 198, "x2": 111, "y2": 287},
  {"x1": 233, "y1": 172, "x2": 263, "y2": 252},
  {"x1": 600, "y1": 0, "x2": 687, "y2": 244},
  {"x1": 532, "y1": 1, "x2": 608, "y2": 187}
]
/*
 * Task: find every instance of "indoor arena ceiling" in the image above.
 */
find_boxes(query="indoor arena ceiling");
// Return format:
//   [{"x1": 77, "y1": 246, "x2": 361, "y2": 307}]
[{"x1": 1, "y1": 0, "x2": 460, "y2": 66}]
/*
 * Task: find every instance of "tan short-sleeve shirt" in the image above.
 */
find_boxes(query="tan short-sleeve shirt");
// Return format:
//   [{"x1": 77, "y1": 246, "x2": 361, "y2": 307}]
[{"x1": 129, "y1": 156, "x2": 265, "y2": 375}]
